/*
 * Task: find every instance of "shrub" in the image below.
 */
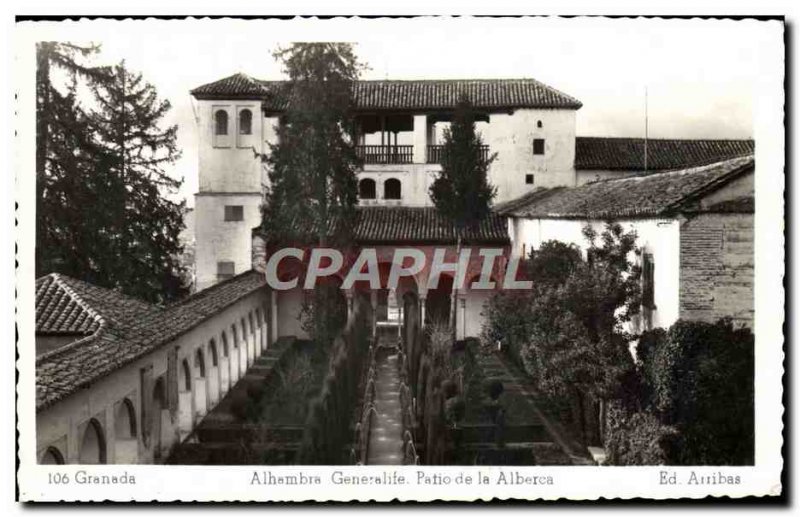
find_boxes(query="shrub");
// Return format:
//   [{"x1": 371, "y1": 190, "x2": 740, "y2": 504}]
[
  {"x1": 444, "y1": 396, "x2": 466, "y2": 427},
  {"x1": 230, "y1": 392, "x2": 251, "y2": 421},
  {"x1": 604, "y1": 401, "x2": 677, "y2": 465},
  {"x1": 442, "y1": 379, "x2": 458, "y2": 399},
  {"x1": 486, "y1": 378, "x2": 504, "y2": 400},
  {"x1": 637, "y1": 319, "x2": 754, "y2": 465},
  {"x1": 526, "y1": 240, "x2": 582, "y2": 288},
  {"x1": 246, "y1": 382, "x2": 266, "y2": 403}
]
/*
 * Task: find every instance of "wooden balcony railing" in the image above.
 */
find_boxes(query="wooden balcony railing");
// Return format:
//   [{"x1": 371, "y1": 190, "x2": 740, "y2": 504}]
[
  {"x1": 356, "y1": 145, "x2": 414, "y2": 165},
  {"x1": 426, "y1": 144, "x2": 491, "y2": 164}
]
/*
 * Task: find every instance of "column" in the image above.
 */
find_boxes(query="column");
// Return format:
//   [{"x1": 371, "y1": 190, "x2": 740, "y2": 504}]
[
  {"x1": 412, "y1": 114, "x2": 428, "y2": 164},
  {"x1": 270, "y1": 290, "x2": 278, "y2": 344},
  {"x1": 419, "y1": 292, "x2": 427, "y2": 328}
]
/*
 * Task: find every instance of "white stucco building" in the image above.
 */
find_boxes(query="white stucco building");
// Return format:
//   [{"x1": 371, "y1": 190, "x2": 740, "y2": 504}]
[
  {"x1": 498, "y1": 155, "x2": 755, "y2": 330},
  {"x1": 32, "y1": 70, "x2": 755, "y2": 466},
  {"x1": 189, "y1": 72, "x2": 754, "y2": 295}
]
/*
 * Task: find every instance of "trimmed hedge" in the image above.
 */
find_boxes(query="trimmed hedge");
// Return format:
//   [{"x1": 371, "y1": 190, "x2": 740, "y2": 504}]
[{"x1": 607, "y1": 318, "x2": 754, "y2": 465}]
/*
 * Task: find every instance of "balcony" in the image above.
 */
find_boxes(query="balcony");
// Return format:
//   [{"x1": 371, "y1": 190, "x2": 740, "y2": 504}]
[
  {"x1": 355, "y1": 145, "x2": 414, "y2": 165},
  {"x1": 426, "y1": 144, "x2": 491, "y2": 164}
]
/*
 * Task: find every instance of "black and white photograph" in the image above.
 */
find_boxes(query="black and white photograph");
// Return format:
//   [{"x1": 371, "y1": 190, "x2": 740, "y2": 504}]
[{"x1": 13, "y1": 14, "x2": 785, "y2": 502}]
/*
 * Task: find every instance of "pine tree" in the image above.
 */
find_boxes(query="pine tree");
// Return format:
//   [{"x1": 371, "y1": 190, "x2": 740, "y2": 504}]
[
  {"x1": 87, "y1": 62, "x2": 187, "y2": 302},
  {"x1": 35, "y1": 42, "x2": 107, "y2": 279},
  {"x1": 429, "y1": 95, "x2": 497, "y2": 335}
]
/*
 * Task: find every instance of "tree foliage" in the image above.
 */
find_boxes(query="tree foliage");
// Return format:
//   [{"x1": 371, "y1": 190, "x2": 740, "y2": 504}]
[
  {"x1": 634, "y1": 319, "x2": 755, "y2": 465},
  {"x1": 87, "y1": 63, "x2": 187, "y2": 301},
  {"x1": 261, "y1": 43, "x2": 364, "y2": 246},
  {"x1": 36, "y1": 43, "x2": 187, "y2": 303},
  {"x1": 482, "y1": 223, "x2": 641, "y2": 444},
  {"x1": 429, "y1": 95, "x2": 497, "y2": 233},
  {"x1": 428, "y1": 95, "x2": 497, "y2": 332}
]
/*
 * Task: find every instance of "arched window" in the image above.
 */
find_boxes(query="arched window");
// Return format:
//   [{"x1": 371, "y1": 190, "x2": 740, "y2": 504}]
[
  {"x1": 114, "y1": 398, "x2": 137, "y2": 439},
  {"x1": 384, "y1": 178, "x2": 402, "y2": 200},
  {"x1": 195, "y1": 349, "x2": 206, "y2": 378},
  {"x1": 359, "y1": 178, "x2": 376, "y2": 199},
  {"x1": 239, "y1": 109, "x2": 252, "y2": 135},
  {"x1": 209, "y1": 339, "x2": 219, "y2": 367},
  {"x1": 221, "y1": 332, "x2": 229, "y2": 357},
  {"x1": 537, "y1": 120, "x2": 543, "y2": 128},
  {"x1": 79, "y1": 419, "x2": 107, "y2": 465},
  {"x1": 41, "y1": 446, "x2": 65, "y2": 465},
  {"x1": 182, "y1": 359, "x2": 191, "y2": 391},
  {"x1": 214, "y1": 109, "x2": 229, "y2": 136}
]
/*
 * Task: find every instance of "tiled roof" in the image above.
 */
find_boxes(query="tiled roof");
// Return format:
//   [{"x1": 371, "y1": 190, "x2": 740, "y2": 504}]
[
  {"x1": 354, "y1": 206, "x2": 510, "y2": 244},
  {"x1": 35, "y1": 273, "x2": 156, "y2": 336},
  {"x1": 263, "y1": 206, "x2": 510, "y2": 244},
  {"x1": 575, "y1": 137, "x2": 754, "y2": 171},
  {"x1": 497, "y1": 156, "x2": 754, "y2": 220},
  {"x1": 36, "y1": 270, "x2": 266, "y2": 411},
  {"x1": 191, "y1": 73, "x2": 583, "y2": 111}
]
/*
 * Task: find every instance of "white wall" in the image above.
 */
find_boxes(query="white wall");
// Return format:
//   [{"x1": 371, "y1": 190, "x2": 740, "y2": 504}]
[
  {"x1": 509, "y1": 217, "x2": 681, "y2": 330},
  {"x1": 194, "y1": 193, "x2": 262, "y2": 292},
  {"x1": 197, "y1": 100, "x2": 265, "y2": 193},
  {"x1": 36, "y1": 289, "x2": 270, "y2": 464},
  {"x1": 487, "y1": 109, "x2": 577, "y2": 202},
  {"x1": 358, "y1": 165, "x2": 441, "y2": 207}
]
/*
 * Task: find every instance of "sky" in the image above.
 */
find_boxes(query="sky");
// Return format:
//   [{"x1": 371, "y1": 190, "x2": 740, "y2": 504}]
[{"x1": 27, "y1": 17, "x2": 769, "y2": 206}]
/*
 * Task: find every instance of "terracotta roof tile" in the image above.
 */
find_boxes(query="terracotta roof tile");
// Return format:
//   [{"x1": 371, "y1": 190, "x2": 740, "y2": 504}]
[
  {"x1": 497, "y1": 156, "x2": 755, "y2": 220},
  {"x1": 575, "y1": 137, "x2": 754, "y2": 171},
  {"x1": 35, "y1": 270, "x2": 266, "y2": 411},
  {"x1": 191, "y1": 73, "x2": 582, "y2": 111},
  {"x1": 354, "y1": 206, "x2": 509, "y2": 244}
]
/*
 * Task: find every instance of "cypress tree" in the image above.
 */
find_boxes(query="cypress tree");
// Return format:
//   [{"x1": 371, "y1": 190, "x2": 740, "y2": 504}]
[
  {"x1": 429, "y1": 95, "x2": 497, "y2": 335},
  {"x1": 261, "y1": 43, "x2": 364, "y2": 346}
]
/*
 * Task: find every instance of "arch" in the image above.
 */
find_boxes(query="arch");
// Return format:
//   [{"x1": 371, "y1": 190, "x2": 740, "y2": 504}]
[
  {"x1": 425, "y1": 273, "x2": 453, "y2": 326},
  {"x1": 221, "y1": 332, "x2": 229, "y2": 357},
  {"x1": 255, "y1": 308, "x2": 262, "y2": 329},
  {"x1": 359, "y1": 178, "x2": 376, "y2": 199},
  {"x1": 239, "y1": 108, "x2": 252, "y2": 135},
  {"x1": 79, "y1": 418, "x2": 107, "y2": 464},
  {"x1": 384, "y1": 178, "x2": 402, "y2": 200},
  {"x1": 248, "y1": 313, "x2": 255, "y2": 337},
  {"x1": 231, "y1": 324, "x2": 239, "y2": 349},
  {"x1": 214, "y1": 109, "x2": 228, "y2": 136},
  {"x1": 41, "y1": 446, "x2": 65, "y2": 465},
  {"x1": 181, "y1": 359, "x2": 191, "y2": 391},
  {"x1": 195, "y1": 348, "x2": 206, "y2": 378},
  {"x1": 209, "y1": 339, "x2": 219, "y2": 367},
  {"x1": 241, "y1": 317, "x2": 248, "y2": 338},
  {"x1": 114, "y1": 398, "x2": 137, "y2": 439}
]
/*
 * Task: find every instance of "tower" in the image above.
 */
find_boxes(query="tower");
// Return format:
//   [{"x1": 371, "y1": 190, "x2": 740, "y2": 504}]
[{"x1": 192, "y1": 95, "x2": 269, "y2": 291}]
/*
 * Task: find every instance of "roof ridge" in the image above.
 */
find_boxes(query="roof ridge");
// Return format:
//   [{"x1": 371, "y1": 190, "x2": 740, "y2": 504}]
[
  {"x1": 584, "y1": 154, "x2": 754, "y2": 186},
  {"x1": 662, "y1": 156, "x2": 755, "y2": 212},
  {"x1": 577, "y1": 135, "x2": 755, "y2": 143},
  {"x1": 35, "y1": 275, "x2": 109, "y2": 366},
  {"x1": 162, "y1": 269, "x2": 263, "y2": 310}
]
